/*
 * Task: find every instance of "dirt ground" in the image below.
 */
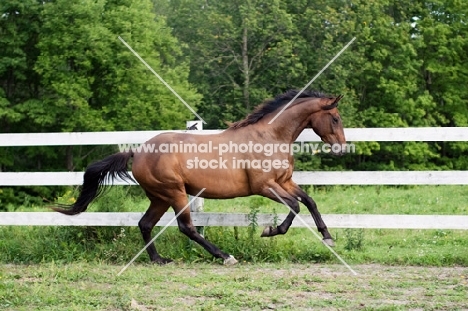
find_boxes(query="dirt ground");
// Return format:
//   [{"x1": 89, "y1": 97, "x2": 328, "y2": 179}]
[{"x1": 1, "y1": 263, "x2": 467, "y2": 310}]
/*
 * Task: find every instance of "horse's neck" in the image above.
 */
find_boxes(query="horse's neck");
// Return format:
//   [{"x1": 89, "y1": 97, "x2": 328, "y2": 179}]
[
  {"x1": 268, "y1": 112, "x2": 313, "y2": 143},
  {"x1": 223, "y1": 120, "x2": 307, "y2": 146},
  {"x1": 279, "y1": 120, "x2": 309, "y2": 143}
]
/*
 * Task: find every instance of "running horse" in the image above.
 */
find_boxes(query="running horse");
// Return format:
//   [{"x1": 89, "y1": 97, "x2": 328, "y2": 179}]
[{"x1": 52, "y1": 90, "x2": 346, "y2": 265}]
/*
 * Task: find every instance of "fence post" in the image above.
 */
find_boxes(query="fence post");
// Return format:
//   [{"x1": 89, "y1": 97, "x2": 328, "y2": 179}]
[{"x1": 186, "y1": 121, "x2": 205, "y2": 237}]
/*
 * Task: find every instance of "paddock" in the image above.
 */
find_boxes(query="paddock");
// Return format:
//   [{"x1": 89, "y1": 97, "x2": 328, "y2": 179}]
[
  {"x1": 1, "y1": 262, "x2": 467, "y2": 310},
  {"x1": 1, "y1": 127, "x2": 467, "y2": 230},
  {"x1": 1, "y1": 127, "x2": 468, "y2": 310}
]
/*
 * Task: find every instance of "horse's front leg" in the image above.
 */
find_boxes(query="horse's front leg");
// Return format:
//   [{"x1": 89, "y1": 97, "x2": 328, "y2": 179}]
[{"x1": 294, "y1": 186, "x2": 334, "y2": 246}]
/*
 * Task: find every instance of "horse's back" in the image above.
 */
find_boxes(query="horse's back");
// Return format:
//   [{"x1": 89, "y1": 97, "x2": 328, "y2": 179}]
[{"x1": 130, "y1": 130, "x2": 293, "y2": 199}]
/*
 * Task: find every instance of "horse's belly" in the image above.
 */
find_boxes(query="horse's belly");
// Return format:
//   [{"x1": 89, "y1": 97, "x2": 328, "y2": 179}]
[{"x1": 184, "y1": 170, "x2": 252, "y2": 199}]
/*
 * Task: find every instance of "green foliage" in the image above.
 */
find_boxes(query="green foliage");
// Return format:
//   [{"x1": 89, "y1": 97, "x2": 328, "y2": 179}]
[
  {"x1": 11, "y1": 0, "x2": 199, "y2": 133},
  {"x1": 0, "y1": 186, "x2": 64, "y2": 211},
  {"x1": 1, "y1": 0, "x2": 200, "y2": 203},
  {"x1": 49, "y1": 186, "x2": 144, "y2": 252},
  {"x1": 2, "y1": 185, "x2": 467, "y2": 266},
  {"x1": 161, "y1": 0, "x2": 298, "y2": 128},
  {"x1": 158, "y1": 0, "x2": 468, "y2": 171},
  {"x1": 247, "y1": 202, "x2": 260, "y2": 242},
  {"x1": 1, "y1": 222, "x2": 467, "y2": 266},
  {"x1": 2, "y1": 0, "x2": 468, "y2": 203},
  {"x1": 343, "y1": 228, "x2": 365, "y2": 251},
  {"x1": 247, "y1": 196, "x2": 270, "y2": 241}
]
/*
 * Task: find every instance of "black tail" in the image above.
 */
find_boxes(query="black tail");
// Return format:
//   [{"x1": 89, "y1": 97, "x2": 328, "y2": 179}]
[{"x1": 51, "y1": 152, "x2": 135, "y2": 215}]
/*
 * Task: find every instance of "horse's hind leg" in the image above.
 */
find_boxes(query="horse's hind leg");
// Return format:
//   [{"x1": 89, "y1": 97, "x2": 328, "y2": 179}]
[
  {"x1": 171, "y1": 194, "x2": 238, "y2": 265},
  {"x1": 138, "y1": 198, "x2": 172, "y2": 264}
]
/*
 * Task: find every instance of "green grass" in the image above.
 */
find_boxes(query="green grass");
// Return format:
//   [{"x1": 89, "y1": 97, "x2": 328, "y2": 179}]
[
  {"x1": 1, "y1": 185, "x2": 467, "y2": 266},
  {"x1": 17, "y1": 185, "x2": 468, "y2": 215},
  {"x1": 202, "y1": 185, "x2": 468, "y2": 215},
  {"x1": 1, "y1": 262, "x2": 467, "y2": 310}
]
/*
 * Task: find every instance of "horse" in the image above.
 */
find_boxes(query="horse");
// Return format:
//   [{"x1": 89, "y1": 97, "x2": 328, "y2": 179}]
[{"x1": 52, "y1": 89, "x2": 346, "y2": 265}]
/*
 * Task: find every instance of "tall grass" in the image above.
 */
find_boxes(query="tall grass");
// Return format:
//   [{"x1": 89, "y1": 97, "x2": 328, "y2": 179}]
[{"x1": 1, "y1": 186, "x2": 467, "y2": 266}]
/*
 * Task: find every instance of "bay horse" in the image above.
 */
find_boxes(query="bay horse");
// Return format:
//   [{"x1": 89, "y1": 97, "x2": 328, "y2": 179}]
[{"x1": 52, "y1": 90, "x2": 346, "y2": 265}]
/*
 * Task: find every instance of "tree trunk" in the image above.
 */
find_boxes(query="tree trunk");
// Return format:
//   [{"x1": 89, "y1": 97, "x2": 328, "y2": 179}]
[
  {"x1": 66, "y1": 146, "x2": 74, "y2": 171},
  {"x1": 242, "y1": 26, "x2": 250, "y2": 111}
]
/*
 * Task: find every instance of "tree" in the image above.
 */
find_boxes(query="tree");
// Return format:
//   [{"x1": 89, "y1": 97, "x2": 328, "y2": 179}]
[
  {"x1": 160, "y1": 0, "x2": 468, "y2": 170},
  {"x1": 161, "y1": 0, "x2": 299, "y2": 127},
  {"x1": 0, "y1": 0, "x2": 200, "y2": 207},
  {"x1": 415, "y1": 0, "x2": 468, "y2": 169},
  {"x1": 0, "y1": 0, "x2": 42, "y2": 170},
  {"x1": 2, "y1": 0, "x2": 200, "y2": 171},
  {"x1": 31, "y1": 0, "x2": 199, "y2": 133}
]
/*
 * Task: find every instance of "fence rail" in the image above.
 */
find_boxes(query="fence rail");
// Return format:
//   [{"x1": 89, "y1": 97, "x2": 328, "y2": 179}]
[
  {"x1": 1, "y1": 212, "x2": 467, "y2": 230},
  {"x1": 1, "y1": 127, "x2": 468, "y2": 146},
  {"x1": 1, "y1": 171, "x2": 468, "y2": 186},
  {"x1": 1, "y1": 127, "x2": 467, "y2": 229}
]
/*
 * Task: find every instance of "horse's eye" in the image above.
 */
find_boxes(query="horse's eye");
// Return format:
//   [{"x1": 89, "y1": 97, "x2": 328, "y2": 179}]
[{"x1": 332, "y1": 116, "x2": 339, "y2": 123}]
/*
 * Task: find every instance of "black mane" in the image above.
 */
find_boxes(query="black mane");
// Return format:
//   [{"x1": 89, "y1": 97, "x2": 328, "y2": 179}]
[{"x1": 229, "y1": 90, "x2": 332, "y2": 129}]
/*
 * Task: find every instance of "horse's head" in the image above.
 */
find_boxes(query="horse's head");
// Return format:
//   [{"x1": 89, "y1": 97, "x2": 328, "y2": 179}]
[{"x1": 308, "y1": 95, "x2": 346, "y2": 156}]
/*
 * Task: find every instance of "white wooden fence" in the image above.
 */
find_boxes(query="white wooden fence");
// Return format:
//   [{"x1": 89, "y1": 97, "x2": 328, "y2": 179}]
[{"x1": 1, "y1": 127, "x2": 467, "y2": 229}]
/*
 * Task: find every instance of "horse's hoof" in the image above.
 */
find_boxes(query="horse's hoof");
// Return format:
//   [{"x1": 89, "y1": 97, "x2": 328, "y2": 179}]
[
  {"x1": 153, "y1": 257, "x2": 174, "y2": 265},
  {"x1": 261, "y1": 226, "x2": 272, "y2": 237},
  {"x1": 223, "y1": 255, "x2": 238, "y2": 266},
  {"x1": 323, "y1": 238, "x2": 335, "y2": 247}
]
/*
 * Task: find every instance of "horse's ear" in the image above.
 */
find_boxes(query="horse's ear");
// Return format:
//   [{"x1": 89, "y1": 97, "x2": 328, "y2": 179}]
[
  {"x1": 322, "y1": 95, "x2": 344, "y2": 110},
  {"x1": 335, "y1": 94, "x2": 344, "y2": 104}
]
